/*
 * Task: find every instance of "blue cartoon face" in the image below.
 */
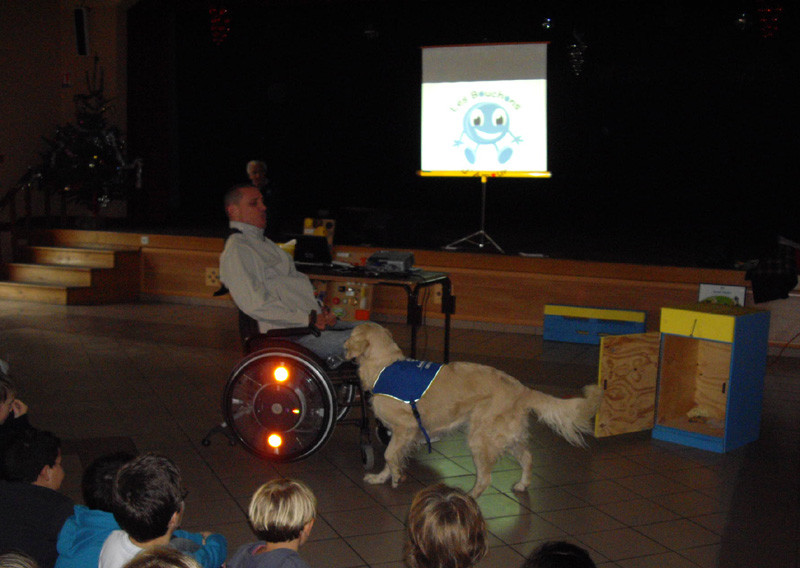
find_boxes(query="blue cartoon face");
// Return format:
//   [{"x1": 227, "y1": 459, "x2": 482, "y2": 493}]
[{"x1": 462, "y1": 103, "x2": 510, "y2": 145}]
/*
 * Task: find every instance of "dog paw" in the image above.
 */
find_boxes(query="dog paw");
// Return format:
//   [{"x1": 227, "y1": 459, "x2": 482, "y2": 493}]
[
  {"x1": 364, "y1": 472, "x2": 387, "y2": 485},
  {"x1": 512, "y1": 481, "x2": 529, "y2": 493}
]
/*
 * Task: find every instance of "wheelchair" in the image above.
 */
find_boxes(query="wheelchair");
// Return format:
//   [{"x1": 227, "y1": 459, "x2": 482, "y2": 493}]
[{"x1": 201, "y1": 308, "x2": 378, "y2": 467}]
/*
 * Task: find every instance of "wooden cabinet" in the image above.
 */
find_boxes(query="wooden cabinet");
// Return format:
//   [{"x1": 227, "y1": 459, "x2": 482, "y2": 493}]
[{"x1": 596, "y1": 304, "x2": 770, "y2": 453}]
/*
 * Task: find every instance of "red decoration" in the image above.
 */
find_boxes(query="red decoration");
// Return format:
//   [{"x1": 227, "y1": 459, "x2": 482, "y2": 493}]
[
  {"x1": 209, "y1": 3, "x2": 231, "y2": 46},
  {"x1": 757, "y1": 2, "x2": 783, "y2": 38}
]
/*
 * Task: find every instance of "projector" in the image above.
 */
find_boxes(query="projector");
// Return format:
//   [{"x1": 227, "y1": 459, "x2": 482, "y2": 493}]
[{"x1": 366, "y1": 251, "x2": 415, "y2": 273}]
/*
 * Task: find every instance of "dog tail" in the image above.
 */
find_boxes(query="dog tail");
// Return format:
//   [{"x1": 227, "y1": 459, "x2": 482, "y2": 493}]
[{"x1": 526, "y1": 384, "x2": 602, "y2": 447}]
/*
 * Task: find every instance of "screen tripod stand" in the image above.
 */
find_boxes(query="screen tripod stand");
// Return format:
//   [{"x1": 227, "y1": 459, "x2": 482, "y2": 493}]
[{"x1": 443, "y1": 176, "x2": 504, "y2": 253}]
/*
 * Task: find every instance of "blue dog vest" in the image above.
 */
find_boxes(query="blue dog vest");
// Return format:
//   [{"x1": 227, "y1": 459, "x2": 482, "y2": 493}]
[{"x1": 372, "y1": 360, "x2": 443, "y2": 452}]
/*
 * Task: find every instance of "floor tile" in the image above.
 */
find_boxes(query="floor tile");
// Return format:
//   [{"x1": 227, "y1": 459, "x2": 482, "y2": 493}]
[
  {"x1": 485, "y1": 513, "x2": 567, "y2": 544},
  {"x1": 634, "y1": 518, "x2": 721, "y2": 550},
  {"x1": 322, "y1": 507, "x2": 405, "y2": 537},
  {"x1": 576, "y1": 528, "x2": 668, "y2": 561},
  {"x1": 595, "y1": 498, "x2": 681, "y2": 527},
  {"x1": 538, "y1": 506, "x2": 626, "y2": 535}
]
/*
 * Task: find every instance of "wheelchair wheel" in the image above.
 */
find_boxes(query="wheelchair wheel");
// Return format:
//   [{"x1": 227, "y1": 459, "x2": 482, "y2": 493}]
[{"x1": 223, "y1": 340, "x2": 337, "y2": 462}]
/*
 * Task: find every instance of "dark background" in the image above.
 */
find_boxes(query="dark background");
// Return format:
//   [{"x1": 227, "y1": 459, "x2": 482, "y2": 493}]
[{"x1": 126, "y1": 0, "x2": 799, "y2": 267}]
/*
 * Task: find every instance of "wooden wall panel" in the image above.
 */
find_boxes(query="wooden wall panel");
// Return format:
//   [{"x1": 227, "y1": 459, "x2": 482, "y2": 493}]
[{"x1": 141, "y1": 248, "x2": 227, "y2": 300}]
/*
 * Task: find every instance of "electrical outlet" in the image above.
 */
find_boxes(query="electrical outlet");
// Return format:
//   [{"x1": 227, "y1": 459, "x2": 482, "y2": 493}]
[{"x1": 205, "y1": 267, "x2": 220, "y2": 287}]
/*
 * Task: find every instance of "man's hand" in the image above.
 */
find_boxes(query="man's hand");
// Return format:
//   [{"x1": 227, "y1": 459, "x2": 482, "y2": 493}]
[{"x1": 314, "y1": 306, "x2": 337, "y2": 330}]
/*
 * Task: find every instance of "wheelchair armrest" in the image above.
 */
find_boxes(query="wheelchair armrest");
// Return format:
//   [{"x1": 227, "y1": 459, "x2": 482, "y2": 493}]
[
  {"x1": 263, "y1": 311, "x2": 321, "y2": 338},
  {"x1": 242, "y1": 310, "x2": 322, "y2": 354}
]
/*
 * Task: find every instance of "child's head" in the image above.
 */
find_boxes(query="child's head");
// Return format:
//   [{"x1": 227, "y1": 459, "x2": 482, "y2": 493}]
[
  {"x1": 82, "y1": 451, "x2": 136, "y2": 511},
  {"x1": 0, "y1": 551, "x2": 39, "y2": 568},
  {"x1": 3, "y1": 428, "x2": 64, "y2": 488},
  {"x1": 523, "y1": 541, "x2": 597, "y2": 568},
  {"x1": 112, "y1": 453, "x2": 186, "y2": 543},
  {"x1": 121, "y1": 546, "x2": 202, "y2": 568},
  {"x1": 0, "y1": 367, "x2": 17, "y2": 424},
  {"x1": 248, "y1": 478, "x2": 317, "y2": 544},
  {"x1": 405, "y1": 483, "x2": 488, "y2": 568}
]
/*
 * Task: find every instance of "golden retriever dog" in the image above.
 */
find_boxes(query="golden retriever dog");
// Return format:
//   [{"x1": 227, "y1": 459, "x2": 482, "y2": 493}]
[{"x1": 344, "y1": 322, "x2": 602, "y2": 498}]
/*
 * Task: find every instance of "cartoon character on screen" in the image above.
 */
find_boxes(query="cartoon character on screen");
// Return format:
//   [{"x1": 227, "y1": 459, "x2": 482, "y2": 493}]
[{"x1": 454, "y1": 102, "x2": 522, "y2": 164}]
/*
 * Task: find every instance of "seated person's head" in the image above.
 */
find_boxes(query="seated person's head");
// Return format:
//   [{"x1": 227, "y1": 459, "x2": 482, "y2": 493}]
[
  {"x1": 0, "y1": 369, "x2": 18, "y2": 424},
  {"x1": 111, "y1": 453, "x2": 186, "y2": 543},
  {"x1": 246, "y1": 160, "x2": 268, "y2": 188},
  {"x1": 82, "y1": 451, "x2": 135, "y2": 512},
  {"x1": 3, "y1": 428, "x2": 64, "y2": 489},
  {"x1": 121, "y1": 546, "x2": 202, "y2": 568},
  {"x1": 523, "y1": 541, "x2": 597, "y2": 568},
  {"x1": 405, "y1": 483, "x2": 488, "y2": 568},
  {"x1": 0, "y1": 551, "x2": 40, "y2": 568},
  {"x1": 248, "y1": 478, "x2": 317, "y2": 544},
  {"x1": 224, "y1": 184, "x2": 266, "y2": 230}
]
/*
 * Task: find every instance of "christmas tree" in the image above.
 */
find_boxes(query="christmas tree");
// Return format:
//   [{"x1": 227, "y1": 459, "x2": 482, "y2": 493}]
[{"x1": 39, "y1": 56, "x2": 141, "y2": 214}]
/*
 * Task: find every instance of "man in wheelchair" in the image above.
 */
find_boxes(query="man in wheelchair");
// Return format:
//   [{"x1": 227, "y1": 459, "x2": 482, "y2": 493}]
[{"x1": 219, "y1": 184, "x2": 356, "y2": 365}]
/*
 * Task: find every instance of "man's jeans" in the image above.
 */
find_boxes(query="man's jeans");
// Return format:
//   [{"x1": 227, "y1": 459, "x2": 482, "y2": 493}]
[{"x1": 294, "y1": 321, "x2": 359, "y2": 363}]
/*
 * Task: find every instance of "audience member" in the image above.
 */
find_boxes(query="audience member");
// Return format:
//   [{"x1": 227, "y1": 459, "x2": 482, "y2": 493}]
[
  {"x1": 56, "y1": 451, "x2": 135, "y2": 568},
  {"x1": 220, "y1": 184, "x2": 356, "y2": 363},
  {"x1": 122, "y1": 546, "x2": 202, "y2": 568},
  {"x1": 0, "y1": 551, "x2": 40, "y2": 568},
  {"x1": 98, "y1": 453, "x2": 226, "y2": 568},
  {"x1": 246, "y1": 161, "x2": 268, "y2": 192},
  {"x1": 227, "y1": 478, "x2": 317, "y2": 568},
  {"x1": 405, "y1": 483, "x2": 488, "y2": 568},
  {"x1": 523, "y1": 541, "x2": 597, "y2": 568},
  {"x1": 57, "y1": 451, "x2": 223, "y2": 568},
  {"x1": 0, "y1": 429, "x2": 74, "y2": 568},
  {"x1": 0, "y1": 362, "x2": 35, "y2": 479}
]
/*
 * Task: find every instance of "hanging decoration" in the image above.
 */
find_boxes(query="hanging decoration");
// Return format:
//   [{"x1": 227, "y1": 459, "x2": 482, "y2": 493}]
[
  {"x1": 209, "y1": 2, "x2": 232, "y2": 46},
  {"x1": 756, "y1": 2, "x2": 783, "y2": 38},
  {"x1": 567, "y1": 30, "x2": 588, "y2": 77}
]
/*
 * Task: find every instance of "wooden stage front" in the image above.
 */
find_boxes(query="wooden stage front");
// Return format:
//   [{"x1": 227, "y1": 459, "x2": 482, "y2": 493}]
[{"x1": 36, "y1": 229, "x2": 798, "y2": 349}]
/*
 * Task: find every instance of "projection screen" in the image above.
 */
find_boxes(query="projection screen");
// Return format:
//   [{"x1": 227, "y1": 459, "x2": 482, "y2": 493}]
[{"x1": 419, "y1": 42, "x2": 550, "y2": 178}]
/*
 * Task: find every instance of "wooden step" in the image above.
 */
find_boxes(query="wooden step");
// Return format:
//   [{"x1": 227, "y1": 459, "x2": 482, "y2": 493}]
[
  {"x1": 0, "y1": 281, "x2": 95, "y2": 305},
  {"x1": 7, "y1": 263, "x2": 94, "y2": 287},
  {"x1": 0, "y1": 244, "x2": 141, "y2": 305},
  {"x1": 23, "y1": 245, "x2": 124, "y2": 268}
]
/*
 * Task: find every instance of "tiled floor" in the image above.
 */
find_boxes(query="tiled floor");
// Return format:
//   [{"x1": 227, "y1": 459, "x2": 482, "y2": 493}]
[{"x1": 1, "y1": 299, "x2": 798, "y2": 568}]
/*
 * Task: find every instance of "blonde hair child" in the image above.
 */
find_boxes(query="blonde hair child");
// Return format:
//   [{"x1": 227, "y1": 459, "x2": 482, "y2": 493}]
[{"x1": 227, "y1": 478, "x2": 317, "y2": 568}]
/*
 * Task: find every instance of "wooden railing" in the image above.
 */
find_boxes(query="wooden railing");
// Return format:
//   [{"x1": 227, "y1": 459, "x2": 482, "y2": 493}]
[{"x1": 0, "y1": 169, "x2": 67, "y2": 263}]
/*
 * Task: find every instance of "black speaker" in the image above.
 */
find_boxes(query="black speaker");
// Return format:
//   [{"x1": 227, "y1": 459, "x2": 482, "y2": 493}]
[{"x1": 74, "y1": 8, "x2": 89, "y2": 56}]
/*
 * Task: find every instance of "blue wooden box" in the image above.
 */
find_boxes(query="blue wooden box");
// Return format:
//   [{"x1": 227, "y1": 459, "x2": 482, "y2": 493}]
[
  {"x1": 543, "y1": 304, "x2": 647, "y2": 345},
  {"x1": 652, "y1": 304, "x2": 770, "y2": 453}
]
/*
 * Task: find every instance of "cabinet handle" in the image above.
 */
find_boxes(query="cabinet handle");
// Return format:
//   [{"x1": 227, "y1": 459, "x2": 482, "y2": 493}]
[{"x1": 721, "y1": 383, "x2": 727, "y2": 394}]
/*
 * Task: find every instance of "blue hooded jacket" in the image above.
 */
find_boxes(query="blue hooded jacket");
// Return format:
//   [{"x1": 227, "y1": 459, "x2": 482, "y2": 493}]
[{"x1": 55, "y1": 505, "x2": 227, "y2": 568}]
